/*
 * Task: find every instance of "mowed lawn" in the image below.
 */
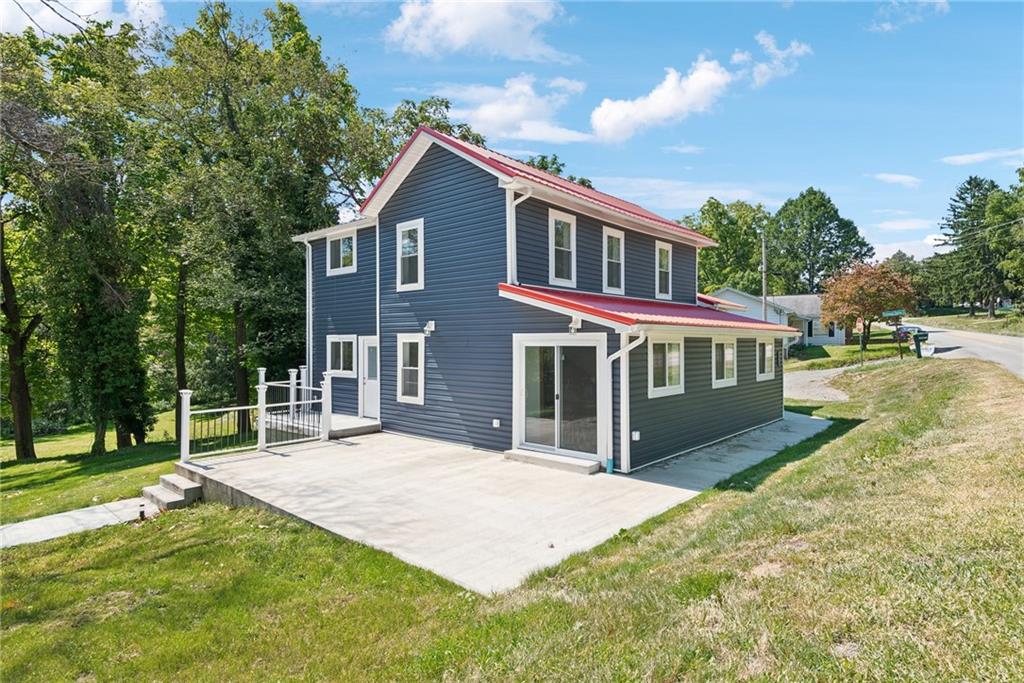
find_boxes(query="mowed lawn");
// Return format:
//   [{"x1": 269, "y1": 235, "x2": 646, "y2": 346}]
[
  {"x1": 784, "y1": 330, "x2": 912, "y2": 371},
  {"x1": 1, "y1": 410, "x2": 179, "y2": 524},
  {"x1": 3, "y1": 360, "x2": 1023, "y2": 680},
  {"x1": 908, "y1": 307, "x2": 1024, "y2": 337}
]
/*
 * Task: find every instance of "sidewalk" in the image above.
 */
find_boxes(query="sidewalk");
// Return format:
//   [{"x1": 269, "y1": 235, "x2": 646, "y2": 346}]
[{"x1": 0, "y1": 498, "x2": 160, "y2": 549}]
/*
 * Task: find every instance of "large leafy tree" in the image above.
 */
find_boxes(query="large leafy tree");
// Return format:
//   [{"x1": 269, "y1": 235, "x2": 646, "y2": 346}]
[
  {"x1": 773, "y1": 187, "x2": 874, "y2": 293},
  {"x1": 983, "y1": 168, "x2": 1024, "y2": 299},
  {"x1": 940, "y1": 176, "x2": 1003, "y2": 317},
  {"x1": 692, "y1": 198, "x2": 775, "y2": 294},
  {"x1": 820, "y1": 263, "x2": 916, "y2": 351},
  {"x1": 522, "y1": 153, "x2": 593, "y2": 189}
]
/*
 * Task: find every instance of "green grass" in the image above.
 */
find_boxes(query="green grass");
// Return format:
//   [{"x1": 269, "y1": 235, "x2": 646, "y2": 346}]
[
  {"x1": 784, "y1": 330, "x2": 912, "y2": 371},
  {"x1": 3, "y1": 360, "x2": 1023, "y2": 680},
  {"x1": 0, "y1": 410, "x2": 179, "y2": 524},
  {"x1": 907, "y1": 307, "x2": 1024, "y2": 337}
]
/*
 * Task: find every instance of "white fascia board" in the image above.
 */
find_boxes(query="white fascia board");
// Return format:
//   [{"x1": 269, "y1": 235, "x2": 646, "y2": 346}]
[
  {"x1": 519, "y1": 182, "x2": 716, "y2": 249},
  {"x1": 292, "y1": 216, "x2": 377, "y2": 243},
  {"x1": 498, "y1": 288, "x2": 631, "y2": 333}
]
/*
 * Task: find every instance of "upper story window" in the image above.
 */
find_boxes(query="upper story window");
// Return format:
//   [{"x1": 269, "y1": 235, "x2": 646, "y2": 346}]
[
  {"x1": 712, "y1": 337, "x2": 737, "y2": 389},
  {"x1": 602, "y1": 226, "x2": 624, "y2": 295},
  {"x1": 327, "y1": 230, "x2": 356, "y2": 276},
  {"x1": 756, "y1": 338, "x2": 775, "y2": 382},
  {"x1": 327, "y1": 335, "x2": 357, "y2": 378},
  {"x1": 396, "y1": 219, "x2": 424, "y2": 292},
  {"x1": 648, "y1": 335, "x2": 684, "y2": 399},
  {"x1": 396, "y1": 333, "x2": 425, "y2": 405},
  {"x1": 548, "y1": 209, "x2": 576, "y2": 287},
  {"x1": 656, "y1": 241, "x2": 672, "y2": 300}
]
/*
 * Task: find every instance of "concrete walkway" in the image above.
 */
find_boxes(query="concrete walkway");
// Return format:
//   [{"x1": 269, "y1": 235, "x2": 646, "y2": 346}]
[
  {"x1": 0, "y1": 498, "x2": 159, "y2": 549},
  {"x1": 180, "y1": 412, "x2": 831, "y2": 594}
]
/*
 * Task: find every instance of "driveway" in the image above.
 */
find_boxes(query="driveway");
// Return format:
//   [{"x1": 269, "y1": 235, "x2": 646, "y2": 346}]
[
  {"x1": 784, "y1": 366, "x2": 850, "y2": 402},
  {"x1": 914, "y1": 324, "x2": 1024, "y2": 379},
  {"x1": 180, "y1": 412, "x2": 830, "y2": 594}
]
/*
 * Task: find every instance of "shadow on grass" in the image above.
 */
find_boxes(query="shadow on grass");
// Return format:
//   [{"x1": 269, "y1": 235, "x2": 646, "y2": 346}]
[
  {"x1": 789, "y1": 345, "x2": 829, "y2": 361},
  {"x1": 712, "y1": 414, "x2": 863, "y2": 494}
]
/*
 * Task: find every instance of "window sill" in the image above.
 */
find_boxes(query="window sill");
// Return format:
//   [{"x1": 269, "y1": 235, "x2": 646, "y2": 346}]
[
  {"x1": 655, "y1": 292, "x2": 672, "y2": 301},
  {"x1": 326, "y1": 267, "x2": 357, "y2": 277},
  {"x1": 327, "y1": 370, "x2": 357, "y2": 379},
  {"x1": 755, "y1": 373, "x2": 775, "y2": 382},
  {"x1": 396, "y1": 395, "x2": 424, "y2": 405},
  {"x1": 711, "y1": 378, "x2": 737, "y2": 389},
  {"x1": 548, "y1": 277, "x2": 576, "y2": 288},
  {"x1": 648, "y1": 384, "x2": 684, "y2": 400},
  {"x1": 396, "y1": 282, "x2": 424, "y2": 292}
]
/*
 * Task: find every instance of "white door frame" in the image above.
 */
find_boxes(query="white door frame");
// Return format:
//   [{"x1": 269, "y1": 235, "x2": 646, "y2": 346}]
[
  {"x1": 512, "y1": 332, "x2": 609, "y2": 462},
  {"x1": 358, "y1": 335, "x2": 379, "y2": 419}
]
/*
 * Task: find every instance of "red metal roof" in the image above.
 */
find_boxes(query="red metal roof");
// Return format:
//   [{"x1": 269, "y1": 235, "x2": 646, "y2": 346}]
[
  {"x1": 499, "y1": 283, "x2": 799, "y2": 334},
  {"x1": 362, "y1": 126, "x2": 716, "y2": 247}
]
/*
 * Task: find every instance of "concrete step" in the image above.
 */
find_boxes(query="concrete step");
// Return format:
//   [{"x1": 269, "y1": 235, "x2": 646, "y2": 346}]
[
  {"x1": 159, "y1": 474, "x2": 203, "y2": 504},
  {"x1": 504, "y1": 449, "x2": 601, "y2": 475},
  {"x1": 142, "y1": 485, "x2": 187, "y2": 511},
  {"x1": 329, "y1": 421, "x2": 381, "y2": 439}
]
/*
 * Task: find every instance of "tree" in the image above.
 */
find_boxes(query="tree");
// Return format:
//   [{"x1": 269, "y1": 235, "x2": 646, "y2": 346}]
[
  {"x1": 882, "y1": 250, "x2": 928, "y2": 307},
  {"x1": 773, "y1": 187, "x2": 874, "y2": 293},
  {"x1": 984, "y1": 168, "x2": 1024, "y2": 298},
  {"x1": 523, "y1": 153, "x2": 593, "y2": 188},
  {"x1": 692, "y1": 198, "x2": 774, "y2": 294},
  {"x1": 820, "y1": 263, "x2": 916, "y2": 351},
  {"x1": 940, "y1": 176, "x2": 1002, "y2": 317}
]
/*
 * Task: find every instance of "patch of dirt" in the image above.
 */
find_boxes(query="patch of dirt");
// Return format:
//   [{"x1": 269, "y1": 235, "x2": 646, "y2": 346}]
[
  {"x1": 747, "y1": 561, "x2": 785, "y2": 579},
  {"x1": 831, "y1": 641, "x2": 860, "y2": 659}
]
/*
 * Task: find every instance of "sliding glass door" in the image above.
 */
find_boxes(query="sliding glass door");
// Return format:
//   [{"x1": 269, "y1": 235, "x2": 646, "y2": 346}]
[{"x1": 523, "y1": 343, "x2": 598, "y2": 457}]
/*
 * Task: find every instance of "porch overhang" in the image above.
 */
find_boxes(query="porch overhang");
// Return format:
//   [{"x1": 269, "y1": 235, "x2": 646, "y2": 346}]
[{"x1": 498, "y1": 283, "x2": 800, "y2": 338}]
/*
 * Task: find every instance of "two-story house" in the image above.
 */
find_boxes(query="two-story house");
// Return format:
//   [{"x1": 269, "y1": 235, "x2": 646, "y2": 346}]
[{"x1": 291, "y1": 126, "x2": 797, "y2": 474}]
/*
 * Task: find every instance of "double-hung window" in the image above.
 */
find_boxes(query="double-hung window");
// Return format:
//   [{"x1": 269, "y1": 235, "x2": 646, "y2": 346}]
[
  {"x1": 655, "y1": 241, "x2": 672, "y2": 300},
  {"x1": 326, "y1": 335, "x2": 357, "y2": 378},
  {"x1": 712, "y1": 337, "x2": 737, "y2": 388},
  {"x1": 756, "y1": 338, "x2": 775, "y2": 382},
  {"x1": 602, "y1": 226, "x2": 624, "y2": 294},
  {"x1": 648, "y1": 336, "x2": 684, "y2": 398},
  {"x1": 548, "y1": 209, "x2": 576, "y2": 287},
  {"x1": 326, "y1": 230, "x2": 356, "y2": 276},
  {"x1": 396, "y1": 333, "x2": 425, "y2": 405},
  {"x1": 396, "y1": 219, "x2": 424, "y2": 291}
]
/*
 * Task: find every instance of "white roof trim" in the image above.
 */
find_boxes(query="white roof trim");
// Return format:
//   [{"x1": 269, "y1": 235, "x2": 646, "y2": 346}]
[
  {"x1": 711, "y1": 287, "x2": 794, "y2": 314},
  {"x1": 361, "y1": 133, "x2": 513, "y2": 217},
  {"x1": 292, "y1": 216, "x2": 376, "y2": 243}
]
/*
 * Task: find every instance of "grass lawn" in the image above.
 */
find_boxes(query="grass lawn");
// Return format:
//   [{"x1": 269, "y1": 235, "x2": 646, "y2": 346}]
[
  {"x1": 0, "y1": 410, "x2": 179, "y2": 524},
  {"x1": 907, "y1": 307, "x2": 1024, "y2": 337},
  {"x1": 3, "y1": 359, "x2": 1023, "y2": 680},
  {"x1": 784, "y1": 330, "x2": 912, "y2": 371}
]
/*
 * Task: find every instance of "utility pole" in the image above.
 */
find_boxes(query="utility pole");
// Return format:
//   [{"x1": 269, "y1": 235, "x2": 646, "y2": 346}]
[{"x1": 761, "y1": 231, "x2": 768, "y2": 321}]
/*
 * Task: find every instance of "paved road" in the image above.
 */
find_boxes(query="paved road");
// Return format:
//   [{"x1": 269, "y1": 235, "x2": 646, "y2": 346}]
[{"x1": 913, "y1": 324, "x2": 1024, "y2": 379}]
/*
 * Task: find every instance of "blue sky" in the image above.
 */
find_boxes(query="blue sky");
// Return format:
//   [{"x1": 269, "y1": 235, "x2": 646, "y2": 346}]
[{"x1": 6, "y1": 1, "x2": 1022, "y2": 259}]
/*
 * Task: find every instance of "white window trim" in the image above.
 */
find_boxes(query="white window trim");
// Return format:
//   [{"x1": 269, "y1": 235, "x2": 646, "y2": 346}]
[
  {"x1": 756, "y1": 337, "x2": 775, "y2": 382},
  {"x1": 548, "y1": 209, "x2": 577, "y2": 287},
  {"x1": 326, "y1": 229, "x2": 357, "y2": 276},
  {"x1": 326, "y1": 334, "x2": 357, "y2": 378},
  {"x1": 647, "y1": 334, "x2": 685, "y2": 399},
  {"x1": 711, "y1": 336, "x2": 738, "y2": 389},
  {"x1": 655, "y1": 240, "x2": 672, "y2": 300},
  {"x1": 396, "y1": 218, "x2": 424, "y2": 292},
  {"x1": 602, "y1": 225, "x2": 625, "y2": 295},
  {"x1": 396, "y1": 332, "x2": 425, "y2": 405}
]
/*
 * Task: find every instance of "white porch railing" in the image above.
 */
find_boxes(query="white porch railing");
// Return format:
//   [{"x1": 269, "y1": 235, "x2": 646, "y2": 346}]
[{"x1": 179, "y1": 365, "x2": 333, "y2": 462}]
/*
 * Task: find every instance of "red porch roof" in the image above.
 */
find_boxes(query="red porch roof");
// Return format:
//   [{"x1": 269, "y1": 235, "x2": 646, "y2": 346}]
[{"x1": 498, "y1": 283, "x2": 799, "y2": 334}]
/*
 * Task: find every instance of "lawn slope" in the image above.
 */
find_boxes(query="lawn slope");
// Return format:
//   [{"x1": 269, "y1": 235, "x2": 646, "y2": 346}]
[{"x1": 2, "y1": 360, "x2": 1022, "y2": 681}]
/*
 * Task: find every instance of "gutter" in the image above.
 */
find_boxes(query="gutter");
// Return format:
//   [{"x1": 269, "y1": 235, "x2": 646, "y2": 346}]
[
  {"x1": 502, "y1": 180, "x2": 532, "y2": 284},
  {"x1": 604, "y1": 332, "x2": 647, "y2": 474}
]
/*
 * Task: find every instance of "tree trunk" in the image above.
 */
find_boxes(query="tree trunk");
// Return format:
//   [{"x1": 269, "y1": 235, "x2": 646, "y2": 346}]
[
  {"x1": 987, "y1": 296, "x2": 996, "y2": 318},
  {"x1": 1, "y1": 232, "x2": 39, "y2": 461},
  {"x1": 860, "y1": 321, "x2": 871, "y2": 350},
  {"x1": 91, "y1": 419, "x2": 107, "y2": 456},
  {"x1": 968, "y1": 301, "x2": 976, "y2": 317},
  {"x1": 115, "y1": 423, "x2": 132, "y2": 449},
  {"x1": 131, "y1": 423, "x2": 147, "y2": 446},
  {"x1": 174, "y1": 260, "x2": 188, "y2": 442},
  {"x1": 233, "y1": 300, "x2": 250, "y2": 436}
]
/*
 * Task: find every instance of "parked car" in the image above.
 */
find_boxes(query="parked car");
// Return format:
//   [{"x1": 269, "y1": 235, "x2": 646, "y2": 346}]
[{"x1": 894, "y1": 325, "x2": 921, "y2": 342}]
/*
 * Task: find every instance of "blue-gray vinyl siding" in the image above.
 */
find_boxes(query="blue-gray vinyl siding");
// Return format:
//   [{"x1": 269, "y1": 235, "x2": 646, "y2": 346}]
[
  {"x1": 627, "y1": 337, "x2": 783, "y2": 469},
  {"x1": 377, "y1": 143, "x2": 622, "y2": 464},
  {"x1": 515, "y1": 197, "x2": 697, "y2": 304},
  {"x1": 309, "y1": 228, "x2": 377, "y2": 413}
]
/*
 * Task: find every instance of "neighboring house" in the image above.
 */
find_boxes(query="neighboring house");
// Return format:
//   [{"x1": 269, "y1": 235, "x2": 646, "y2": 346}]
[
  {"x1": 291, "y1": 126, "x2": 797, "y2": 474},
  {"x1": 711, "y1": 288, "x2": 846, "y2": 347}
]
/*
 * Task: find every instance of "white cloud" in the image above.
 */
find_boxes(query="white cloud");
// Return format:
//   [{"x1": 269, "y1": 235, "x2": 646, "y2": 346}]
[
  {"x1": 384, "y1": 0, "x2": 571, "y2": 63},
  {"x1": 870, "y1": 0, "x2": 950, "y2": 33},
  {"x1": 731, "y1": 50, "x2": 752, "y2": 65},
  {"x1": 548, "y1": 77, "x2": 585, "y2": 94},
  {"x1": 873, "y1": 234, "x2": 950, "y2": 260},
  {"x1": 874, "y1": 218, "x2": 936, "y2": 231},
  {"x1": 438, "y1": 74, "x2": 590, "y2": 144},
  {"x1": 590, "y1": 176, "x2": 781, "y2": 211},
  {"x1": 664, "y1": 142, "x2": 704, "y2": 154},
  {"x1": 590, "y1": 57, "x2": 733, "y2": 143},
  {"x1": 0, "y1": 0, "x2": 164, "y2": 33},
  {"x1": 940, "y1": 147, "x2": 1024, "y2": 166},
  {"x1": 749, "y1": 31, "x2": 813, "y2": 88},
  {"x1": 872, "y1": 172, "x2": 923, "y2": 188}
]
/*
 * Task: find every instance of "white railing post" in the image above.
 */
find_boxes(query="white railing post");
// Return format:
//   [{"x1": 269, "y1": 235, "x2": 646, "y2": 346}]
[
  {"x1": 257, "y1": 366, "x2": 266, "y2": 386},
  {"x1": 288, "y1": 368, "x2": 298, "y2": 420},
  {"x1": 320, "y1": 372, "x2": 332, "y2": 441},
  {"x1": 179, "y1": 389, "x2": 192, "y2": 461},
  {"x1": 256, "y1": 382, "x2": 267, "y2": 451},
  {"x1": 299, "y1": 364, "x2": 308, "y2": 406}
]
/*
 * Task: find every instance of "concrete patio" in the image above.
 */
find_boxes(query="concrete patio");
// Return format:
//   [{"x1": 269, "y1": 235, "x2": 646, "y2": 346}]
[{"x1": 178, "y1": 411, "x2": 830, "y2": 594}]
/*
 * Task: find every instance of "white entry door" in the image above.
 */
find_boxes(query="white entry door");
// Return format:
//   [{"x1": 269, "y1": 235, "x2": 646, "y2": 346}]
[{"x1": 359, "y1": 336, "x2": 379, "y2": 419}]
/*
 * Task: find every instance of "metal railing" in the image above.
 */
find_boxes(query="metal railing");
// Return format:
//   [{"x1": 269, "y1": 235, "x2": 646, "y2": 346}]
[{"x1": 180, "y1": 365, "x2": 333, "y2": 462}]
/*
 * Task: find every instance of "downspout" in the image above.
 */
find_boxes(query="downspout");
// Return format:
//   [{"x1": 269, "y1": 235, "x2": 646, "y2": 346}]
[
  {"x1": 605, "y1": 331, "x2": 646, "y2": 474},
  {"x1": 503, "y1": 181, "x2": 532, "y2": 285}
]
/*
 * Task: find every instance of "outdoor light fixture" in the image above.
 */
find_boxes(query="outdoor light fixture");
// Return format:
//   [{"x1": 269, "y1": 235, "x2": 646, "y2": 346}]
[
  {"x1": 423, "y1": 320, "x2": 436, "y2": 337},
  {"x1": 569, "y1": 316, "x2": 582, "y2": 335}
]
